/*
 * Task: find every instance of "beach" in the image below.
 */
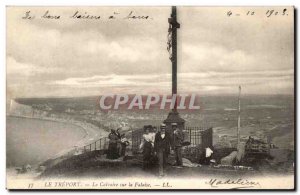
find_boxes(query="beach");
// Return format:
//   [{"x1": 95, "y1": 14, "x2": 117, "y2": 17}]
[{"x1": 6, "y1": 115, "x2": 108, "y2": 168}]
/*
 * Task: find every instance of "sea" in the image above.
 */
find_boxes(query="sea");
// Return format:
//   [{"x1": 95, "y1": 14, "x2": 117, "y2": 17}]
[{"x1": 6, "y1": 116, "x2": 86, "y2": 167}]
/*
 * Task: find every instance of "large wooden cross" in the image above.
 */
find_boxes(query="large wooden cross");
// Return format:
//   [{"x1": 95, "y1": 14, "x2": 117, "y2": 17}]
[
  {"x1": 169, "y1": 6, "x2": 180, "y2": 111},
  {"x1": 164, "y1": 6, "x2": 185, "y2": 131}
]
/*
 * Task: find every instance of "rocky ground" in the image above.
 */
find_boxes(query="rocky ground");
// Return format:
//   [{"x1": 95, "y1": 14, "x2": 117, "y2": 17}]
[{"x1": 38, "y1": 152, "x2": 293, "y2": 180}]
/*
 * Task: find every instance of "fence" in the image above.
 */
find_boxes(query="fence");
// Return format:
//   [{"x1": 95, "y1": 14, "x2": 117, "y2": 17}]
[
  {"x1": 80, "y1": 137, "x2": 108, "y2": 154},
  {"x1": 78, "y1": 126, "x2": 213, "y2": 157},
  {"x1": 131, "y1": 126, "x2": 213, "y2": 154},
  {"x1": 185, "y1": 126, "x2": 213, "y2": 147},
  {"x1": 131, "y1": 129, "x2": 145, "y2": 155}
]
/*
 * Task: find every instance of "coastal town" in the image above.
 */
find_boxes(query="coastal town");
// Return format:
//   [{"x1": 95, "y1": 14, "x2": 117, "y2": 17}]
[{"x1": 6, "y1": 6, "x2": 294, "y2": 190}]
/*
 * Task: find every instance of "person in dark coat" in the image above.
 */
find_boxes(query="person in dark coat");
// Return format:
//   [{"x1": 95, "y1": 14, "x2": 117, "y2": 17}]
[
  {"x1": 107, "y1": 129, "x2": 120, "y2": 159},
  {"x1": 116, "y1": 128, "x2": 125, "y2": 155},
  {"x1": 142, "y1": 127, "x2": 154, "y2": 169},
  {"x1": 172, "y1": 123, "x2": 184, "y2": 166},
  {"x1": 120, "y1": 135, "x2": 129, "y2": 157},
  {"x1": 154, "y1": 124, "x2": 171, "y2": 177},
  {"x1": 116, "y1": 128, "x2": 122, "y2": 139}
]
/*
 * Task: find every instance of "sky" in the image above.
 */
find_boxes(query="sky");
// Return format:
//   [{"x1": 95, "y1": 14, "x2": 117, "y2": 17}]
[{"x1": 7, "y1": 7, "x2": 294, "y2": 98}]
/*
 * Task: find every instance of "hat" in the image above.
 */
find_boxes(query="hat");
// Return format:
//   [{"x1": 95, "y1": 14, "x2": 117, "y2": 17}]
[
  {"x1": 160, "y1": 123, "x2": 166, "y2": 129},
  {"x1": 171, "y1": 123, "x2": 178, "y2": 126}
]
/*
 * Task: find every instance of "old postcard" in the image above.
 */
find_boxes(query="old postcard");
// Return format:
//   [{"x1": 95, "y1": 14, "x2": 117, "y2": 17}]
[{"x1": 6, "y1": 6, "x2": 295, "y2": 190}]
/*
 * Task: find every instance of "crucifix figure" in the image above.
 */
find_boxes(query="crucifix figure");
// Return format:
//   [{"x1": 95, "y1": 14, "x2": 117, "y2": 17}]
[
  {"x1": 168, "y1": 6, "x2": 180, "y2": 110},
  {"x1": 164, "y1": 6, "x2": 185, "y2": 132}
]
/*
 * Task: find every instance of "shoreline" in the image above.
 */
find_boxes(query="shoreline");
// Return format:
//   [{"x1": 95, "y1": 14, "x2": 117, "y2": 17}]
[{"x1": 7, "y1": 114, "x2": 109, "y2": 165}]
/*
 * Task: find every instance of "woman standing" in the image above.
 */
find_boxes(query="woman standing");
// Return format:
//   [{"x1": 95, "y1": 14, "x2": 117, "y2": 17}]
[{"x1": 107, "y1": 129, "x2": 120, "y2": 159}]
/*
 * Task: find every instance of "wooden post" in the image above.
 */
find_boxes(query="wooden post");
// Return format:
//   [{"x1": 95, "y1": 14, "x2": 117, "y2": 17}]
[
  {"x1": 132, "y1": 131, "x2": 134, "y2": 151},
  {"x1": 189, "y1": 127, "x2": 191, "y2": 143},
  {"x1": 237, "y1": 86, "x2": 241, "y2": 148}
]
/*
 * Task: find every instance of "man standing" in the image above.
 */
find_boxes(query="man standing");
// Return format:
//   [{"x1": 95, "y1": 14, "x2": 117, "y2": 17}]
[
  {"x1": 141, "y1": 127, "x2": 153, "y2": 170},
  {"x1": 154, "y1": 124, "x2": 171, "y2": 177},
  {"x1": 172, "y1": 123, "x2": 184, "y2": 166}
]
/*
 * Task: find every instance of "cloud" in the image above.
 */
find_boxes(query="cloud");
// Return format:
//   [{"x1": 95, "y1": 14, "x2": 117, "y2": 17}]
[
  {"x1": 181, "y1": 43, "x2": 256, "y2": 72},
  {"x1": 51, "y1": 74, "x2": 170, "y2": 88},
  {"x1": 49, "y1": 69, "x2": 293, "y2": 95},
  {"x1": 6, "y1": 7, "x2": 294, "y2": 97},
  {"x1": 7, "y1": 17, "x2": 169, "y2": 78},
  {"x1": 7, "y1": 56, "x2": 61, "y2": 76},
  {"x1": 83, "y1": 36, "x2": 160, "y2": 63}
]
